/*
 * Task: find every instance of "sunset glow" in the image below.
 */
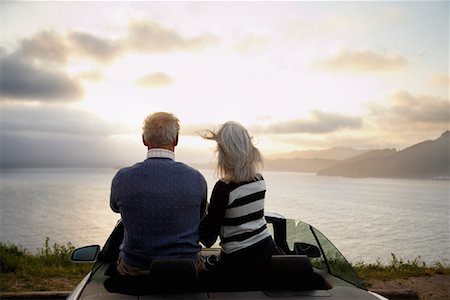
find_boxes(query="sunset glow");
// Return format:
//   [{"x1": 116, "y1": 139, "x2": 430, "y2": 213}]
[{"x1": 1, "y1": 1, "x2": 448, "y2": 167}]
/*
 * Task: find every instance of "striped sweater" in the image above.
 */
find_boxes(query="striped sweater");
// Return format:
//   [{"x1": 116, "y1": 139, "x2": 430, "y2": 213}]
[{"x1": 199, "y1": 175, "x2": 271, "y2": 254}]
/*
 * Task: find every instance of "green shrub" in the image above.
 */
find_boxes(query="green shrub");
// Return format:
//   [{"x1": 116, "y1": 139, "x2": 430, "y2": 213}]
[
  {"x1": 35, "y1": 237, "x2": 75, "y2": 267},
  {"x1": 353, "y1": 253, "x2": 450, "y2": 281},
  {"x1": 0, "y1": 243, "x2": 28, "y2": 273},
  {"x1": 1, "y1": 238, "x2": 91, "y2": 275},
  {"x1": 1, "y1": 239, "x2": 93, "y2": 292}
]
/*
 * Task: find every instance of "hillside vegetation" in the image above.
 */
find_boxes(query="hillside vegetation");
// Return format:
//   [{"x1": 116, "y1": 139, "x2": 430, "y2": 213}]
[
  {"x1": 265, "y1": 131, "x2": 449, "y2": 179},
  {"x1": 317, "y1": 131, "x2": 449, "y2": 179}
]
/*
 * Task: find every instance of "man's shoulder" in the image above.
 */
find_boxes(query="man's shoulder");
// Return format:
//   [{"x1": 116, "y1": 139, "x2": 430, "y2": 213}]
[
  {"x1": 115, "y1": 160, "x2": 205, "y2": 180},
  {"x1": 174, "y1": 161, "x2": 205, "y2": 177},
  {"x1": 114, "y1": 162, "x2": 144, "y2": 176}
]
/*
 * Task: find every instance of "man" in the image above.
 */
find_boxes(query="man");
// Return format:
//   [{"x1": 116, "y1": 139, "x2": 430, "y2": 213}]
[{"x1": 110, "y1": 112, "x2": 207, "y2": 276}]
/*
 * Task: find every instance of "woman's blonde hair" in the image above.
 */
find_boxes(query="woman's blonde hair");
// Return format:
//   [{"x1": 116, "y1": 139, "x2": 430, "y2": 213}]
[
  {"x1": 142, "y1": 112, "x2": 180, "y2": 146},
  {"x1": 201, "y1": 121, "x2": 263, "y2": 183}
]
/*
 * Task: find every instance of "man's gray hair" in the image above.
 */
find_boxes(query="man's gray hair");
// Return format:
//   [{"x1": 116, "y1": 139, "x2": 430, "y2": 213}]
[
  {"x1": 142, "y1": 112, "x2": 180, "y2": 146},
  {"x1": 201, "y1": 121, "x2": 263, "y2": 182}
]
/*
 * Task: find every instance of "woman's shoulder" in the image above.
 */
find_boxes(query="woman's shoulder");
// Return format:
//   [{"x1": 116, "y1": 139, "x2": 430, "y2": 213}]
[
  {"x1": 254, "y1": 173, "x2": 264, "y2": 181},
  {"x1": 221, "y1": 174, "x2": 264, "y2": 189}
]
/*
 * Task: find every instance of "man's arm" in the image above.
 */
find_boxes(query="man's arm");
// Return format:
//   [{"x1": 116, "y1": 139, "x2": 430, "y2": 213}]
[{"x1": 110, "y1": 172, "x2": 120, "y2": 213}]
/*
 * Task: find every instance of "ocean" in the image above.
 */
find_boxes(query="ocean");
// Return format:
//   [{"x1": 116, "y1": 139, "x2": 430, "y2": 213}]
[{"x1": 0, "y1": 168, "x2": 448, "y2": 264}]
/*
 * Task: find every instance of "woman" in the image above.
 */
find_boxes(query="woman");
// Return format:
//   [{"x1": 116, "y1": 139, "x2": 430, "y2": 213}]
[{"x1": 199, "y1": 121, "x2": 275, "y2": 289}]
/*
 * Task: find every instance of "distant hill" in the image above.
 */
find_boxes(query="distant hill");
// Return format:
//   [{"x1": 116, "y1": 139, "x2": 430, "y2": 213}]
[
  {"x1": 191, "y1": 132, "x2": 449, "y2": 179},
  {"x1": 317, "y1": 131, "x2": 450, "y2": 179},
  {"x1": 192, "y1": 158, "x2": 339, "y2": 173},
  {"x1": 269, "y1": 147, "x2": 368, "y2": 160},
  {"x1": 264, "y1": 157, "x2": 339, "y2": 173},
  {"x1": 316, "y1": 149, "x2": 398, "y2": 177},
  {"x1": 190, "y1": 162, "x2": 214, "y2": 171}
]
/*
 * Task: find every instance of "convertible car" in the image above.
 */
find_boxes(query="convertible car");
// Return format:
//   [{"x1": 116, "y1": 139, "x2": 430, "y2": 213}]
[{"x1": 68, "y1": 213, "x2": 388, "y2": 299}]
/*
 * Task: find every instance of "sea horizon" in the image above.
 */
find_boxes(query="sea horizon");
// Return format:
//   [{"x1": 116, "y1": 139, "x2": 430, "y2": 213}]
[{"x1": 1, "y1": 167, "x2": 449, "y2": 265}]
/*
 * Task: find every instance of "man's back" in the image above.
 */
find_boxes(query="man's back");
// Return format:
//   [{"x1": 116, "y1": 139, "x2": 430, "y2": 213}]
[{"x1": 110, "y1": 157, "x2": 207, "y2": 269}]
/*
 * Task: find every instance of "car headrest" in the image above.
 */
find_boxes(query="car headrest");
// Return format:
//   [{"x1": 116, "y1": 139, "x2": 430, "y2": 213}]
[
  {"x1": 148, "y1": 258, "x2": 199, "y2": 292},
  {"x1": 268, "y1": 255, "x2": 315, "y2": 290}
]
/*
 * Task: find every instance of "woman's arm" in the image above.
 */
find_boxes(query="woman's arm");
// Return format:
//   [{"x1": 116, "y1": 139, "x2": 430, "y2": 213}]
[{"x1": 199, "y1": 181, "x2": 228, "y2": 248}]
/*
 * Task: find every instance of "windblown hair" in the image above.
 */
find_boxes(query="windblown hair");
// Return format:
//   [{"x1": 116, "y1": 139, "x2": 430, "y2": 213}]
[
  {"x1": 142, "y1": 112, "x2": 180, "y2": 146},
  {"x1": 201, "y1": 121, "x2": 263, "y2": 183}
]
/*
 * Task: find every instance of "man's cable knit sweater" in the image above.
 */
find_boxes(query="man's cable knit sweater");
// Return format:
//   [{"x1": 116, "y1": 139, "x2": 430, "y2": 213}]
[{"x1": 110, "y1": 154, "x2": 207, "y2": 269}]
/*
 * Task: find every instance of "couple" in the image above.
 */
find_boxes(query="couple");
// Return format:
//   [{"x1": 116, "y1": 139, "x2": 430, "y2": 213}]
[{"x1": 110, "y1": 112, "x2": 275, "y2": 286}]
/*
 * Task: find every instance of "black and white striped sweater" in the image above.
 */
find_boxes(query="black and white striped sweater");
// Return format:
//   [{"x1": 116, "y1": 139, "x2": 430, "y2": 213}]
[{"x1": 199, "y1": 175, "x2": 271, "y2": 254}]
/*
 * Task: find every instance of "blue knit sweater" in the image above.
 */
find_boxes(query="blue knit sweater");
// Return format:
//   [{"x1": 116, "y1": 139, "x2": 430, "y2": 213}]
[{"x1": 110, "y1": 157, "x2": 207, "y2": 269}]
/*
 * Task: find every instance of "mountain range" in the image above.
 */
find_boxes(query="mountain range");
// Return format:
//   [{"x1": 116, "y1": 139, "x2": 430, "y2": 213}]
[
  {"x1": 266, "y1": 147, "x2": 367, "y2": 161},
  {"x1": 264, "y1": 131, "x2": 449, "y2": 179}
]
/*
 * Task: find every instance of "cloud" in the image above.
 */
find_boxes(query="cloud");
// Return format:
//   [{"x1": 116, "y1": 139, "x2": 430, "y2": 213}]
[
  {"x1": 232, "y1": 34, "x2": 270, "y2": 55},
  {"x1": 125, "y1": 20, "x2": 219, "y2": 53},
  {"x1": 180, "y1": 112, "x2": 363, "y2": 136},
  {"x1": 318, "y1": 49, "x2": 408, "y2": 72},
  {"x1": 0, "y1": 104, "x2": 139, "y2": 168},
  {"x1": 180, "y1": 123, "x2": 219, "y2": 136},
  {"x1": 0, "y1": 19, "x2": 219, "y2": 102},
  {"x1": 0, "y1": 30, "x2": 85, "y2": 102},
  {"x1": 76, "y1": 70, "x2": 103, "y2": 82},
  {"x1": 269, "y1": 132, "x2": 391, "y2": 151},
  {"x1": 136, "y1": 72, "x2": 174, "y2": 87},
  {"x1": 17, "y1": 31, "x2": 69, "y2": 64},
  {"x1": 0, "y1": 104, "x2": 131, "y2": 136},
  {"x1": 287, "y1": 14, "x2": 361, "y2": 42},
  {"x1": 0, "y1": 104, "x2": 213, "y2": 168},
  {"x1": 5, "y1": 19, "x2": 219, "y2": 68},
  {"x1": 0, "y1": 131, "x2": 142, "y2": 168},
  {"x1": 68, "y1": 31, "x2": 122, "y2": 63},
  {"x1": 431, "y1": 74, "x2": 450, "y2": 87},
  {"x1": 0, "y1": 55, "x2": 83, "y2": 102},
  {"x1": 259, "y1": 111, "x2": 363, "y2": 134},
  {"x1": 368, "y1": 91, "x2": 449, "y2": 130}
]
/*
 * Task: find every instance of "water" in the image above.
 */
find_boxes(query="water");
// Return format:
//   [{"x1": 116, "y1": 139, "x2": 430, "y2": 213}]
[{"x1": 1, "y1": 168, "x2": 448, "y2": 264}]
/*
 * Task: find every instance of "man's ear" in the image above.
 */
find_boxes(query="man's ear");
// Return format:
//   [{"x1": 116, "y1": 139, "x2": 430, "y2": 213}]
[
  {"x1": 174, "y1": 134, "x2": 179, "y2": 147},
  {"x1": 142, "y1": 134, "x2": 148, "y2": 147}
]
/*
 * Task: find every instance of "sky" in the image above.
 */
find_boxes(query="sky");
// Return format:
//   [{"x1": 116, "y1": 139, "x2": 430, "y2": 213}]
[{"x1": 1, "y1": 1, "x2": 449, "y2": 168}]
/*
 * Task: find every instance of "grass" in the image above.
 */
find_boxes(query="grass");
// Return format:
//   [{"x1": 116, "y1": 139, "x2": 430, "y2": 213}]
[
  {"x1": 0, "y1": 238, "x2": 92, "y2": 292},
  {"x1": 1, "y1": 241, "x2": 449, "y2": 293},
  {"x1": 353, "y1": 253, "x2": 450, "y2": 282}
]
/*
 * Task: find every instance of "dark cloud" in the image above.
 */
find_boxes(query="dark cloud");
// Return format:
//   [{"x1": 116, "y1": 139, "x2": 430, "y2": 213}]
[
  {"x1": 136, "y1": 72, "x2": 174, "y2": 87},
  {"x1": 0, "y1": 105, "x2": 212, "y2": 168},
  {"x1": 0, "y1": 130, "x2": 210, "y2": 168},
  {"x1": 0, "y1": 30, "x2": 82, "y2": 102},
  {"x1": 0, "y1": 19, "x2": 220, "y2": 103},
  {"x1": 0, "y1": 105, "x2": 131, "y2": 136},
  {"x1": 0, "y1": 55, "x2": 83, "y2": 102},
  {"x1": 318, "y1": 49, "x2": 408, "y2": 72},
  {"x1": 262, "y1": 111, "x2": 362, "y2": 134},
  {"x1": 0, "y1": 131, "x2": 140, "y2": 168},
  {"x1": 0, "y1": 104, "x2": 138, "y2": 168},
  {"x1": 68, "y1": 31, "x2": 122, "y2": 63},
  {"x1": 126, "y1": 20, "x2": 219, "y2": 53}
]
